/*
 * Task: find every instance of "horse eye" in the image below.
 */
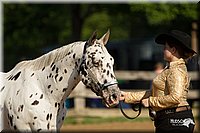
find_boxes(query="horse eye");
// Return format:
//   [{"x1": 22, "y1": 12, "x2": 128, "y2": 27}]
[
  {"x1": 92, "y1": 59, "x2": 102, "y2": 67},
  {"x1": 93, "y1": 60, "x2": 99, "y2": 67}
]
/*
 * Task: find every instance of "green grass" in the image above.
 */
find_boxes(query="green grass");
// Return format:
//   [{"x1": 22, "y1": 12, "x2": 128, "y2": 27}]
[
  {"x1": 63, "y1": 115, "x2": 200, "y2": 125},
  {"x1": 63, "y1": 116, "x2": 151, "y2": 125}
]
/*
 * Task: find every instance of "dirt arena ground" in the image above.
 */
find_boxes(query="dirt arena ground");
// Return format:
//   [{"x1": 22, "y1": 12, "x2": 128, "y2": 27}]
[
  {"x1": 61, "y1": 118, "x2": 199, "y2": 133},
  {"x1": 61, "y1": 120, "x2": 155, "y2": 132}
]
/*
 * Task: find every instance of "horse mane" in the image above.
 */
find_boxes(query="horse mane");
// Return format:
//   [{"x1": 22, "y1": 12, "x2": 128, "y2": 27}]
[{"x1": 12, "y1": 41, "x2": 83, "y2": 71}]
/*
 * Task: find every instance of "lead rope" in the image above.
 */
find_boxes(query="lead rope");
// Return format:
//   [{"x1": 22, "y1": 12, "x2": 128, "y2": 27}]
[{"x1": 119, "y1": 101, "x2": 142, "y2": 119}]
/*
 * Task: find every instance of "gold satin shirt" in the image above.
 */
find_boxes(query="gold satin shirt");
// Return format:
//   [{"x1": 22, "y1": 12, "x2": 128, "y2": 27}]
[{"x1": 124, "y1": 58, "x2": 190, "y2": 111}]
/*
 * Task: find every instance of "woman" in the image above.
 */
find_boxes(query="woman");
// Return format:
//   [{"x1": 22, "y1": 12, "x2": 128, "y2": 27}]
[{"x1": 120, "y1": 30, "x2": 196, "y2": 133}]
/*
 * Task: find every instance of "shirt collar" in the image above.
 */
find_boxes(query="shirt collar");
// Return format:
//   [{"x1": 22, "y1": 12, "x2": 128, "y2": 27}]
[{"x1": 169, "y1": 58, "x2": 185, "y2": 69}]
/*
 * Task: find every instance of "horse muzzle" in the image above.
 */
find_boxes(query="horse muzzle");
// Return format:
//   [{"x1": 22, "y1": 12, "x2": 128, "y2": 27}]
[{"x1": 102, "y1": 86, "x2": 120, "y2": 108}]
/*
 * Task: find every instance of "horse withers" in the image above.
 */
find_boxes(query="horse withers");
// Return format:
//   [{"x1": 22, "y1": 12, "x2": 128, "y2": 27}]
[{"x1": 0, "y1": 30, "x2": 121, "y2": 132}]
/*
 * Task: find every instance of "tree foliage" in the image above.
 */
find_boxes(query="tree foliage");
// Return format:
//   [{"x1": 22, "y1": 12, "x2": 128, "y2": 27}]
[{"x1": 3, "y1": 3, "x2": 198, "y2": 71}]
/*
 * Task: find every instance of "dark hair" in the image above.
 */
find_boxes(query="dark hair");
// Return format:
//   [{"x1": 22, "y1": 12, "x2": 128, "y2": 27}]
[{"x1": 166, "y1": 38, "x2": 194, "y2": 59}]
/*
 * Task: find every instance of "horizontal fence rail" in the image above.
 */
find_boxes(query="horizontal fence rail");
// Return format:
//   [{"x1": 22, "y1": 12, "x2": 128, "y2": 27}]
[
  {"x1": 114, "y1": 71, "x2": 199, "y2": 80},
  {"x1": 67, "y1": 71, "x2": 200, "y2": 117}
]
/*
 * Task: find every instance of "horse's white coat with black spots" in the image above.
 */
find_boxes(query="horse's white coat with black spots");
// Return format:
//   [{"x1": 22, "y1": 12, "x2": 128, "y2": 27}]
[{"x1": 0, "y1": 30, "x2": 120, "y2": 132}]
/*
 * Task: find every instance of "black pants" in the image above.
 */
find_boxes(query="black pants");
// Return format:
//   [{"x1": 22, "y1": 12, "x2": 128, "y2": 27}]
[{"x1": 154, "y1": 110, "x2": 195, "y2": 133}]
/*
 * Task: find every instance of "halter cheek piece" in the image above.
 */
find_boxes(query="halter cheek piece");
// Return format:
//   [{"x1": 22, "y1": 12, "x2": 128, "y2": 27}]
[{"x1": 78, "y1": 42, "x2": 118, "y2": 96}]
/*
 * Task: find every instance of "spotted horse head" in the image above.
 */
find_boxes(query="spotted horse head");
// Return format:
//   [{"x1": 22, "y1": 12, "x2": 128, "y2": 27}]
[{"x1": 79, "y1": 30, "x2": 120, "y2": 107}]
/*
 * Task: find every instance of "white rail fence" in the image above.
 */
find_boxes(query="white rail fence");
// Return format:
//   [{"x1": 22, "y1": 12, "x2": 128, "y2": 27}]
[{"x1": 67, "y1": 71, "x2": 200, "y2": 118}]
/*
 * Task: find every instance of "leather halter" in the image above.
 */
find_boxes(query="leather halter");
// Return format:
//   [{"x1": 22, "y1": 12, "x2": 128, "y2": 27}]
[
  {"x1": 78, "y1": 42, "x2": 118, "y2": 96},
  {"x1": 79, "y1": 42, "x2": 141, "y2": 118}
]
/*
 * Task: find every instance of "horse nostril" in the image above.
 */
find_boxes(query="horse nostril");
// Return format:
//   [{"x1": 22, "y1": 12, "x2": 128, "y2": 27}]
[{"x1": 111, "y1": 94, "x2": 117, "y2": 101}]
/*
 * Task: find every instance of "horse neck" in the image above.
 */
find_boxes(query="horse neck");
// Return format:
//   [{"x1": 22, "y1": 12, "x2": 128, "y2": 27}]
[{"x1": 38, "y1": 42, "x2": 85, "y2": 103}]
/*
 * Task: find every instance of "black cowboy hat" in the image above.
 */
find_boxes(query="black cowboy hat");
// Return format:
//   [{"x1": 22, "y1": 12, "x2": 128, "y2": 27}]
[{"x1": 155, "y1": 30, "x2": 197, "y2": 55}]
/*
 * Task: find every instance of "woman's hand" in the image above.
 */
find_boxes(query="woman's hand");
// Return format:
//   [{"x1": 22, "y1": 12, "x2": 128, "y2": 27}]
[
  {"x1": 120, "y1": 91, "x2": 127, "y2": 101},
  {"x1": 141, "y1": 98, "x2": 149, "y2": 108}
]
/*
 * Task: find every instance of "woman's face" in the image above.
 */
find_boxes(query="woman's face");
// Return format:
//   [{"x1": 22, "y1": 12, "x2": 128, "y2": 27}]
[{"x1": 163, "y1": 42, "x2": 174, "y2": 62}]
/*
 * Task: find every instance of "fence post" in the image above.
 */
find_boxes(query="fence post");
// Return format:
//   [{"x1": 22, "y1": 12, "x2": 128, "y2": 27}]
[
  {"x1": 73, "y1": 82, "x2": 86, "y2": 116},
  {"x1": 191, "y1": 21, "x2": 198, "y2": 54}
]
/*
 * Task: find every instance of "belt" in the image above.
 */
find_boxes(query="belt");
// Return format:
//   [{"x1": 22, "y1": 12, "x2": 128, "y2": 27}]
[{"x1": 156, "y1": 106, "x2": 191, "y2": 117}]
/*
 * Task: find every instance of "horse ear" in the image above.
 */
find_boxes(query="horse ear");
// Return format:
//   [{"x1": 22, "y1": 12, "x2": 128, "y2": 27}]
[
  {"x1": 88, "y1": 30, "x2": 97, "y2": 45},
  {"x1": 99, "y1": 29, "x2": 110, "y2": 45}
]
